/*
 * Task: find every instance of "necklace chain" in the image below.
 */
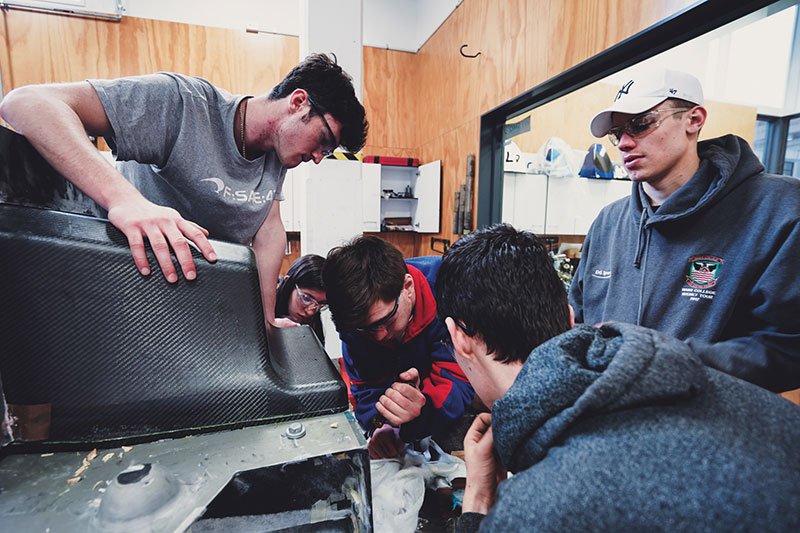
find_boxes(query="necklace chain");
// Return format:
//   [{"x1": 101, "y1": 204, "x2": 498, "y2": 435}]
[{"x1": 239, "y1": 97, "x2": 249, "y2": 159}]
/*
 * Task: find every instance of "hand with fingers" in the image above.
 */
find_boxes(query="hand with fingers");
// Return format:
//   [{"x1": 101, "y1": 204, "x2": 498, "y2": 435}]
[
  {"x1": 375, "y1": 367, "x2": 426, "y2": 426},
  {"x1": 367, "y1": 424, "x2": 406, "y2": 460},
  {"x1": 107, "y1": 196, "x2": 217, "y2": 283},
  {"x1": 463, "y1": 413, "x2": 506, "y2": 515}
]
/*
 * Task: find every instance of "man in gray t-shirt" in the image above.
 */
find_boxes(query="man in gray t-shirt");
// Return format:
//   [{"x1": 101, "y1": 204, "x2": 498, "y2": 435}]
[{"x1": 0, "y1": 54, "x2": 368, "y2": 327}]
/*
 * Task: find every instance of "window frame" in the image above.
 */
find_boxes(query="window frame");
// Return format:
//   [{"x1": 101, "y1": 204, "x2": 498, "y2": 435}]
[
  {"x1": 756, "y1": 111, "x2": 800, "y2": 174},
  {"x1": 477, "y1": 0, "x2": 788, "y2": 227}
]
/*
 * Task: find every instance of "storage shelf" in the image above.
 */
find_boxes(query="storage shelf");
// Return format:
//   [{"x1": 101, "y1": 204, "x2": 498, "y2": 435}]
[{"x1": 381, "y1": 197, "x2": 419, "y2": 201}]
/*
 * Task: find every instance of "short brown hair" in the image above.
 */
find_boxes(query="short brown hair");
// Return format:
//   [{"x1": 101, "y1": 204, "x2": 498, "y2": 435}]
[{"x1": 322, "y1": 236, "x2": 407, "y2": 331}]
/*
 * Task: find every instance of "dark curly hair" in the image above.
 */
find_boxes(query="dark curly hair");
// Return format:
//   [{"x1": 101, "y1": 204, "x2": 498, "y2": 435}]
[
  {"x1": 435, "y1": 224, "x2": 571, "y2": 363},
  {"x1": 269, "y1": 53, "x2": 368, "y2": 153}
]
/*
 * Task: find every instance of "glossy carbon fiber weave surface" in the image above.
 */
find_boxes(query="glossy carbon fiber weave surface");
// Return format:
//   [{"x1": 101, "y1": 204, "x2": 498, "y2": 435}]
[{"x1": 0, "y1": 204, "x2": 347, "y2": 448}]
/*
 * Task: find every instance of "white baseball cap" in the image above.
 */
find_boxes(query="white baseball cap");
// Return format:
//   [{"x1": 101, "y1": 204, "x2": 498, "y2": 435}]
[{"x1": 589, "y1": 69, "x2": 704, "y2": 137}]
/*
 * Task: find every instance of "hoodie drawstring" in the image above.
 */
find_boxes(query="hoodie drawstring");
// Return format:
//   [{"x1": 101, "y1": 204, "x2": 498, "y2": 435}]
[
  {"x1": 633, "y1": 209, "x2": 647, "y2": 268},
  {"x1": 634, "y1": 208, "x2": 650, "y2": 325}
]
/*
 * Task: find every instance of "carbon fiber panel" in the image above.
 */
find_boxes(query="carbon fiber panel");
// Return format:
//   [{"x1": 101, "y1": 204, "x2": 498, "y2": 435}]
[{"x1": 0, "y1": 204, "x2": 347, "y2": 448}]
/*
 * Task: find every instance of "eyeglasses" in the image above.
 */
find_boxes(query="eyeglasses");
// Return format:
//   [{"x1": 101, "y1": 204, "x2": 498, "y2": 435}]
[
  {"x1": 307, "y1": 94, "x2": 338, "y2": 157},
  {"x1": 607, "y1": 107, "x2": 692, "y2": 146},
  {"x1": 440, "y1": 318, "x2": 473, "y2": 355},
  {"x1": 354, "y1": 295, "x2": 400, "y2": 334},
  {"x1": 453, "y1": 318, "x2": 473, "y2": 336},
  {"x1": 296, "y1": 285, "x2": 328, "y2": 312}
]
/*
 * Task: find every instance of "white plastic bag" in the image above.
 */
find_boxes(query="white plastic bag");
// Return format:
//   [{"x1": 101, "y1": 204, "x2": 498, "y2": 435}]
[
  {"x1": 370, "y1": 439, "x2": 466, "y2": 532},
  {"x1": 370, "y1": 457, "x2": 425, "y2": 533}
]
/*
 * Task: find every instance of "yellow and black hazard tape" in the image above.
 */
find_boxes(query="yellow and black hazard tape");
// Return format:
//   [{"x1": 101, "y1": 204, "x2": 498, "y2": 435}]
[{"x1": 325, "y1": 150, "x2": 363, "y2": 161}]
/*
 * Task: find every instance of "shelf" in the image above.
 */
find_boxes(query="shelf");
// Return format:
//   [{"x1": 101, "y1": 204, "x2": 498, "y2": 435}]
[{"x1": 381, "y1": 197, "x2": 418, "y2": 201}]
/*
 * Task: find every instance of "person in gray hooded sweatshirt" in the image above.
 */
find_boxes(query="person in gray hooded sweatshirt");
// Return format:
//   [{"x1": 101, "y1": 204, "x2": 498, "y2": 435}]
[
  {"x1": 570, "y1": 69, "x2": 800, "y2": 392},
  {"x1": 436, "y1": 224, "x2": 800, "y2": 532}
]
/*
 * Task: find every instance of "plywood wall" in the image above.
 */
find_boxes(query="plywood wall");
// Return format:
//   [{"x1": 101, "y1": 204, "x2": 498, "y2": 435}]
[{"x1": 0, "y1": 9, "x2": 298, "y2": 96}]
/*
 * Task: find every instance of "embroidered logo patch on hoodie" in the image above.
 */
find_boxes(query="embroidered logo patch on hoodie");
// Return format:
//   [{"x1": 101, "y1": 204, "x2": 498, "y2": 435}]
[
  {"x1": 681, "y1": 255, "x2": 723, "y2": 303},
  {"x1": 686, "y1": 255, "x2": 723, "y2": 289}
]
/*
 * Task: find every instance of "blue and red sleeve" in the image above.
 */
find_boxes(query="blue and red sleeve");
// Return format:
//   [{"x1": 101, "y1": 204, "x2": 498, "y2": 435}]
[{"x1": 398, "y1": 340, "x2": 475, "y2": 441}]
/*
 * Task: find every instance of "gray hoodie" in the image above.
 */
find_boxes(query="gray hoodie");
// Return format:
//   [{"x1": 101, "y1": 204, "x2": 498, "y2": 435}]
[
  {"x1": 460, "y1": 323, "x2": 800, "y2": 532},
  {"x1": 570, "y1": 135, "x2": 800, "y2": 392}
]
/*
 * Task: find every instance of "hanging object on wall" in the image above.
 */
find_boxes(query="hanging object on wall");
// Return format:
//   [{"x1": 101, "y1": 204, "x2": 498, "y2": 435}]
[
  {"x1": 452, "y1": 153, "x2": 475, "y2": 235},
  {"x1": 578, "y1": 143, "x2": 614, "y2": 179},
  {"x1": 539, "y1": 137, "x2": 575, "y2": 178},
  {"x1": 459, "y1": 44, "x2": 481, "y2": 58}
]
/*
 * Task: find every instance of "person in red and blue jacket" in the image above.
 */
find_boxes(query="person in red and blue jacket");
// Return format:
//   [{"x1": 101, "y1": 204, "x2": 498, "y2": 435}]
[{"x1": 322, "y1": 236, "x2": 475, "y2": 457}]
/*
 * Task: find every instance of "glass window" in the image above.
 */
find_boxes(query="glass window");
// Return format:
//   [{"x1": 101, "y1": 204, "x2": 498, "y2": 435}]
[
  {"x1": 753, "y1": 119, "x2": 770, "y2": 166},
  {"x1": 784, "y1": 116, "x2": 800, "y2": 178}
]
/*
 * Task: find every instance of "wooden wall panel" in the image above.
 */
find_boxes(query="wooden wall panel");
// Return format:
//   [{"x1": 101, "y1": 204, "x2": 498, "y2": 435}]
[
  {"x1": 0, "y1": 10, "x2": 298, "y2": 96},
  {"x1": 362, "y1": 46, "x2": 418, "y2": 155},
  {"x1": 365, "y1": 231, "x2": 420, "y2": 259},
  {"x1": 473, "y1": 0, "x2": 529, "y2": 114},
  {"x1": 542, "y1": 1, "x2": 696, "y2": 81},
  {"x1": 1, "y1": 10, "x2": 120, "y2": 86},
  {"x1": 280, "y1": 234, "x2": 302, "y2": 276}
]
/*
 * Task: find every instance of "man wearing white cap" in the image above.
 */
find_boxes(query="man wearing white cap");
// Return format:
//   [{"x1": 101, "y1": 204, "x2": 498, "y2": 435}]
[{"x1": 569, "y1": 69, "x2": 800, "y2": 392}]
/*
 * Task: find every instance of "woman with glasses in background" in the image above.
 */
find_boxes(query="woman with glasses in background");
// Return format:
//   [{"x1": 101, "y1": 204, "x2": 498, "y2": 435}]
[{"x1": 275, "y1": 254, "x2": 327, "y2": 343}]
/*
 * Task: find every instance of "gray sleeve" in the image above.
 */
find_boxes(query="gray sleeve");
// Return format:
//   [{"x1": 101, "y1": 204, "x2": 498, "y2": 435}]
[{"x1": 88, "y1": 73, "x2": 189, "y2": 167}]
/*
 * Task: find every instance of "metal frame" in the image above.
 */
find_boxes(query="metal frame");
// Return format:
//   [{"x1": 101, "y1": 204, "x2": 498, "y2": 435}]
[
  {"x1": 757, "y1": 114, "x2": 788, "y2": 173},
  {"x1": 478, "y1": 0, "x2": 784, "y2": 227},
  {"x1": 764, "y1": 111, "x2": 800, "y2": 172},
  {"x1": 0, "y1": 1, "x2": 123, "y2": 22}
]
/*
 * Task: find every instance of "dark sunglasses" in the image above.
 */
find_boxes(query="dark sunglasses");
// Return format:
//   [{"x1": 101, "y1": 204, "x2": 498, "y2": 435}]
[{"x1": 354, "y1": 295, "x2": 400, "y2": 334}]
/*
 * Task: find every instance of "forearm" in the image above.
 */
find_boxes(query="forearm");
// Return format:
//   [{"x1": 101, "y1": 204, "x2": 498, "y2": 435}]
[
  {"x1": 1, "y1": 84, "x2": 144, "y2": 210},
  {"x1": 462, "y1": 482, "x2": 496, "y2": 515},
  {"x1": 252, "y1": 203, "x2": 286, "y2": 326}
]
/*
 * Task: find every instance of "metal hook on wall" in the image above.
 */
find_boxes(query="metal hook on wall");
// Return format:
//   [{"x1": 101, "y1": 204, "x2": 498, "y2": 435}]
[{"x1": 459, "y1": 44, "x2": 481, "y2": 58}]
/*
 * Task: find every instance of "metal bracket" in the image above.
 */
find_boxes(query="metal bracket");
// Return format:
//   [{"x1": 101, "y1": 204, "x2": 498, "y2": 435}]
[{"x1": 460, "y1": 44, "x2": 481, "y2": 58}]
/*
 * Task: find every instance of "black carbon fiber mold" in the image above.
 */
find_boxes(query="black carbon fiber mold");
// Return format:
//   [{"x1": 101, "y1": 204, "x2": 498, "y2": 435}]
[{"x1": 0, "y1": 204, "x2": 347, "y2": 449}]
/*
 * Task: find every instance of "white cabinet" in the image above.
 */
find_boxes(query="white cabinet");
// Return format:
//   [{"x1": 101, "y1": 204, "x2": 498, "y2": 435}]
[
  {"x1": 280, "y1": 168, "x2": 309, "y2": 233},
  {"x1": 363, "y1": 160, "x2": 441, "y2": 233},
  {"x1": 502, "y1": 171, "x2": 630, "y2": 235},
  {"x1": 502, "y1": 172, "x2": 547, "y2": 234},
  {"x1": 280, "y1": 168, "x2": 295, "y2": 231},
  {"x1": 546, "y1": 175, "x2": 630, "y2": 234},
  {"x1": 300, "y1": 159, "x2": 365, "y2": 257},
  {"x1": 361, "y1": 163, "x2": 381, "y2": 232}
]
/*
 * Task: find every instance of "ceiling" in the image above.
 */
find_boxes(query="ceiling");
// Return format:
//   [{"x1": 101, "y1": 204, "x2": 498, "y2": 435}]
[{"x1": 126, "y1": 0, "x2": 462, "y2": 53}]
